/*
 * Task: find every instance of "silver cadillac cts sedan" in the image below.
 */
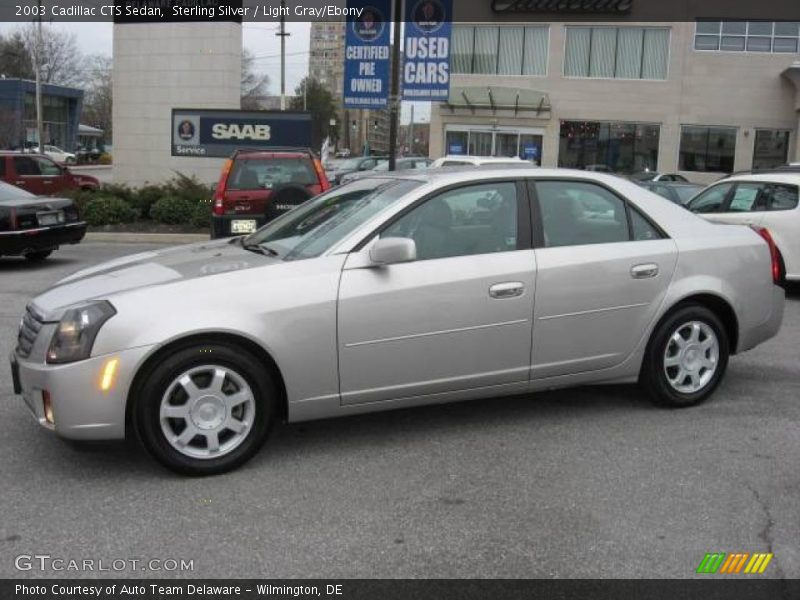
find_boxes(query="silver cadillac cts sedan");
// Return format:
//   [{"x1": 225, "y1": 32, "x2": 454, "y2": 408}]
[{"x1": 10, "y1": 168, "x2": 785, "y2": 474}]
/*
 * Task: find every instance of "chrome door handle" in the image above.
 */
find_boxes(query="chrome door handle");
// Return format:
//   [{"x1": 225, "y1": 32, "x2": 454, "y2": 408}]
[
  {"x1": 631, "y1": 263, "x2": 659, "y2": 279},
  {"x1": 15, "y1": 181, "x2": 24, "y2": 185},
  {"x1": 489, "y1": 282, "x2": 525, "y2": 299}
]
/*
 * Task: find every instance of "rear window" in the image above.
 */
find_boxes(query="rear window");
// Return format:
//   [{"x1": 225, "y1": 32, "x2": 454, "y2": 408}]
[{"x1": 227, "y1": 157, "x2": 318, "y2": 190}]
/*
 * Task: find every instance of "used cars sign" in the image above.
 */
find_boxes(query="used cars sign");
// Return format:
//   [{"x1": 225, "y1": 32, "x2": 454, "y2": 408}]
[{"x1": 171, "y1": 109, "x2": 312, "y2": 157}]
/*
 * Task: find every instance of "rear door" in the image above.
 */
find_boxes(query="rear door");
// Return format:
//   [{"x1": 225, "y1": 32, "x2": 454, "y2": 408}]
[
  {"x1": 10, "y1": 156, "x2": 45, "y2": 195},
  {"x1": 530, "y1": 179, "x2": 678, "y2": 379}
]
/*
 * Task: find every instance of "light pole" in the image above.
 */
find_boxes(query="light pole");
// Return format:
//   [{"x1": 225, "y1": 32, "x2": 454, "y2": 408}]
[
  {"x1": 277, "y1": 0, "x2": 290, "y2": 111},
  {"x1": 33, "y1": 0, "x2": 44, "y2": 150}
]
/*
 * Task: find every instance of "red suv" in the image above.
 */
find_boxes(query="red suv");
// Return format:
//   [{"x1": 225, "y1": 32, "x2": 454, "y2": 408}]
[
  {"x1": 212, "y1": 148, "x2": 330, "y2": 238},
  {"x1": 0, "y1": 152, "x2": 99, "y2": 195}
]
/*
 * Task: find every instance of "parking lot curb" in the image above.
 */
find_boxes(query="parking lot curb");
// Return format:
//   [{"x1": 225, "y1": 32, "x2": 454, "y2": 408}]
[{"x1": 85, "y1": 232, "x2": 209, "y2": 244}]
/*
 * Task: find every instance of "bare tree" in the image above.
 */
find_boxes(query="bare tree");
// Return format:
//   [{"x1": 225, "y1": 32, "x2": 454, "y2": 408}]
[
  {"x1": 0, "y1": 107, "x2": 23, "y2": 149},
  {"x1": 20, "y1": 23, "x2": 82, "y2": 86},
  {"x1": 0, "y1": 31, "x2": 34, "y2": 80},
  {"x1": 241, "y1": 48, "x2": 270, "y2": 110},
  {"x1": 80, "y1": 54, "x2": 112, "y2": 142}
]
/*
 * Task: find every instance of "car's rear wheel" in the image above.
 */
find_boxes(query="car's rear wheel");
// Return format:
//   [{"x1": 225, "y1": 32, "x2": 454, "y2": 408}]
[
  {"x1": 134, "y1": 343, "x2": 276, "y2": 475},
  {"x1": 640, "y1": 305, "x2": 729, "y2": 408},
  {"x1": 25, "y1": 250, "x2": 52, "y2": 261}
]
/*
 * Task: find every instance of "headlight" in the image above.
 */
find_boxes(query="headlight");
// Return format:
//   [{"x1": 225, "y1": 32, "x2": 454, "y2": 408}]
[{"x1": 46, "y1": 301, "x2": 116, "y2": 364}]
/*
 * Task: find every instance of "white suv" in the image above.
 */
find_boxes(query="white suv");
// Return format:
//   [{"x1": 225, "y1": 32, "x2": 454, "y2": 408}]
[{"x1": 687, "y1": 172, "x2": 800, "y2": 283}]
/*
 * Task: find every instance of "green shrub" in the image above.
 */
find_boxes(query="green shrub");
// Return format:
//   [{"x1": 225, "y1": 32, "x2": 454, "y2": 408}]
[
  {"x1": 60, "y1": 187, "x2": 96, "y2": 214},
  {"x1": 166, "y1": 173, "x2": 215, "y2": 204},
  {"x1": 150, "y1": 195, "x2": 196, "y2": 225},
  {"x1": 98, "y1": 153, "x2": 112, "y2": 165},
  {"x1": 191, "y1": 200, "x2": 212, "y2": 229},
  {"x1": 98, "y1": 183, "x2": 135, "y2": 205},
  {"x1": 130, "y1": 184, "x2": 164, "y2": 219},
  {"x1": 83, "y1": 196, "x2": 137, "y2": 226}
]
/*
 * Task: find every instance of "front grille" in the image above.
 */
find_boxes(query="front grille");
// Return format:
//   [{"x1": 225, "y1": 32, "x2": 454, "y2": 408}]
[{"x1": 17, "y1": 306, "x2": 44, "y2": 359}]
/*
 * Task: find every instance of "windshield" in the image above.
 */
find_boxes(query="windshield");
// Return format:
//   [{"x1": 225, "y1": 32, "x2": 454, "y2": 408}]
[
  {"x1": 244, "y1": 178, "x2": 422, "y2": 261},
  {"x1": 675, "y1": 185, "x2": 703, "y2": 204}
]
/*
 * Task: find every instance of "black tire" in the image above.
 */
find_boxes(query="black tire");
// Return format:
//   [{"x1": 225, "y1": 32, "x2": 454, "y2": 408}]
[
  {"x1": 25, "y1": 250, "x2": 53, "y2": 261},
  {"x1": 265, "y1": 184, "x2": 312, "y2": 222},
  {"x1": 133, "y1": 343, "x2": 276, "y2": 475},
  {"x1": 640, "y1": 304, "x2": 730, "y2": 408}
]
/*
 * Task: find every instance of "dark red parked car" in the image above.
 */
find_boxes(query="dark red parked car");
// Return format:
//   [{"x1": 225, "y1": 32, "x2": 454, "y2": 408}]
[
  {"x1": 0, "y1": 152, "x2": 99, "y2": 196},
  {"x1": 211, "y1": 148, "x2": 330, "y2": 238}
]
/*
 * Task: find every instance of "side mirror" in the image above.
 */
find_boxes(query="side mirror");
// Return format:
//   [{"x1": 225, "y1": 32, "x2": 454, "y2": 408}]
[{"x1": 369, "y1": 237, "x2": 416, "y2": 266}]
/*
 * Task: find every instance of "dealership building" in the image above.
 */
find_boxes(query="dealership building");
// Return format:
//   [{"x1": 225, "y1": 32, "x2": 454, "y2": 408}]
[{"x1": 431, "y1": 18, "x2": 800, "y2": 182}]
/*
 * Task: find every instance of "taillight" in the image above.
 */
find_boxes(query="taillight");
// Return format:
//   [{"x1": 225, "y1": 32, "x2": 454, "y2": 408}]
[
  {"x1": 312, "y1": 158, "x2": 330, "y2": 192},
  {"x1": 752, "y1": 226, "x2": 781, "y2": 284},
  {"x1": 213, "y1": 158, "x2": 234, "y2": 215}
]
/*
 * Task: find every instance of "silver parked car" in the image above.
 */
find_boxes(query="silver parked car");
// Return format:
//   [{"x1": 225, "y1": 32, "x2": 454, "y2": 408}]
[{"x1": 10, "y1": 169, "x2": 784, "y2": 474}]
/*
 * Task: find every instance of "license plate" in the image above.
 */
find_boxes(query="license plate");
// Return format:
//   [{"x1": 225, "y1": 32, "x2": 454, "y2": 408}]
[
  {"x1": 10, "y1": 356, "x2": 21, "y2": 395},
  {"x1": 37, "y1": 211, "x2": 64, "y2": 226},
  {"x1": 231, "y1": 219, "x2": 257, "y2": 234}
]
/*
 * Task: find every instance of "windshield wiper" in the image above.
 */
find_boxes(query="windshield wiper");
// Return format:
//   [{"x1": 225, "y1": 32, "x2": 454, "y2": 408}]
[{"x1": 240, "y1": 239, "x2": 280, "y2": 258}]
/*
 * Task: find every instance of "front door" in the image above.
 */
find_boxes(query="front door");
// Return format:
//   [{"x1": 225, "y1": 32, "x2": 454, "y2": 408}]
[
  {"x1": 337, "y1": 180, "x2": 535, "y2": 405},
  {"x1": 530, "y1": 179, "x2": 678, "y2": 379}
]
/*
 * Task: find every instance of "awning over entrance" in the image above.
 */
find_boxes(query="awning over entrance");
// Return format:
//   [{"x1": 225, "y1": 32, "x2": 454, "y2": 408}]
[{"x1": 444, "y1": 86, "x2": 551, "y2": 116}]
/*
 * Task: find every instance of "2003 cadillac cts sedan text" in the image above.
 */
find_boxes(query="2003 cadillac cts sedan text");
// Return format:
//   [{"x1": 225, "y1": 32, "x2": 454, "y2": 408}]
[{"x1": 9, "y1": 168, "x2": 785, "y2": 474}]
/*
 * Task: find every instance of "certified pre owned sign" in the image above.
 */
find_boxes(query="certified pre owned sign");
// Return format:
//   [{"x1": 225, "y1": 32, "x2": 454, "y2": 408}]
[{"x1": 171, "y1": 109, "x2": 312, "y2": 158}]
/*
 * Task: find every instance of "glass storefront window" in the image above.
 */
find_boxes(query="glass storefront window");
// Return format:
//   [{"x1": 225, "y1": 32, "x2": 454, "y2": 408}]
[
  {"x1": 451, "y1": 26, "x2": 549, "y2": 76},
  {"x1": 679, "y1": 126, "x2": 737, "y2": 173},
  {"x1": 558, "y1": 121, "x2": 660, "y2": 173},
  {"x1": 753, "y1": 130, "x2": 791, "y2": 169},
  {"x1": 565, "y1": 27, "x2": 670, "y2": 80},
  {"x1": 444, "y1": 129, "x2": 543, "y2": 164}
]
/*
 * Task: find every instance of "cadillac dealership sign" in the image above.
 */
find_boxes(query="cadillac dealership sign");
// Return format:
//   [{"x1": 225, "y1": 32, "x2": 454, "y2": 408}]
[{"x1": 491, "y1": 0, "x2": 633, "y2": 13}]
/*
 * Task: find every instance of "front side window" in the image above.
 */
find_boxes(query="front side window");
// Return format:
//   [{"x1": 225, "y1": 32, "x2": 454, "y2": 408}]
[
  {"x1": 382, "y1": 182, "x2": 519, "y2": 260},
  {"x1": 679, "y1": 126, "x2": 737, "y2": 173},
  {"x1": 245, "y1": 178, "x2": 421, "y2": 261},
  {"x1": 727, "y1": 183, "x2": 766, "y2": 212},
  {"x1": 564, "y1": 26, "x2": 670, "y2": 80},
  {"x1": 537, "y1": 181, "x2": 631, "y2": 247},
  {"x1": 33, "y1": 157, "x2": 62, "y2": 177},
  {"x1": 687, "y1": 183, "x2": 733, "y2": 213}
]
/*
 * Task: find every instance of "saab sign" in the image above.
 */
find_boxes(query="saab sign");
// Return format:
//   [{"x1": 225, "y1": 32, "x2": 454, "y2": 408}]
[
  {"x1": 402, "y1": 0, "x2": 452, "y2": 100},
  {"x1": 171, "y1": 109, "x2": 312, "y2": 158}
]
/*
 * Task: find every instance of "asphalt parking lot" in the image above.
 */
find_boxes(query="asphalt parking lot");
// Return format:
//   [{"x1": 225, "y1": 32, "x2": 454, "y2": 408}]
[{"x1": 0, "y1": 242, "x2": 798, "y2": 579}]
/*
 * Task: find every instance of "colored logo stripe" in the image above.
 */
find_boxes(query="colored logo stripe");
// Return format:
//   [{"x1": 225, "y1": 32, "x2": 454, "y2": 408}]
[{"x1": 697, "y1": 553, "x2": 773, "y2": 574}]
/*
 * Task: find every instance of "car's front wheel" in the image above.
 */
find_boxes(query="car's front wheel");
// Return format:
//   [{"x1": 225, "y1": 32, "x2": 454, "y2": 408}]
[
  {"x1": 640, "y1": 305, "x2": 729, "y2": 408},
  {"x1": 134, "y1": 343, "x2": 276, "y2": 475}
]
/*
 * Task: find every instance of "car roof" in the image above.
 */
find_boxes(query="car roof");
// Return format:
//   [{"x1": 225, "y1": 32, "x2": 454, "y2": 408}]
[
  {"x1": 719, "y1": 172, "x2": 800, "y2": 185},
  {"x1": 354, "y1": 166, "x2": 633, "y2": 186}
]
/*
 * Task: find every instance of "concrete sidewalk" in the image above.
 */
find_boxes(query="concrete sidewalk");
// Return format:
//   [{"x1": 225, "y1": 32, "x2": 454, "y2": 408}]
[{"x1": 85, "y1": 231, "x2": 208, "y2": 244}]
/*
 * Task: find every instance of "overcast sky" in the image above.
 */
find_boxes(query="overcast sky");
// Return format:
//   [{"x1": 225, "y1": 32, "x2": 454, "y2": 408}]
[{"x1": 0, "y1": 21, "x2": 428, "y2": 123}]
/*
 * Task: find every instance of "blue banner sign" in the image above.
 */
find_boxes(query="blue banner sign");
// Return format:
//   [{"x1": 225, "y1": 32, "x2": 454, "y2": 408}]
[
  {"x1": 344, "y1": 0, "x2": 391, "y2": 109},
  {"x1": 402, "y1": 0, "x2": 452, "y2": 100},
  {"x1": 171, "y1": 109, "x2": 311, "y2": 158}
]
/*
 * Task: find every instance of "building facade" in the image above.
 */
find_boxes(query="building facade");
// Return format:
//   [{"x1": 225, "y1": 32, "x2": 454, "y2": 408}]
[
  {"x1": 113, "y1": 22, "x2": 242, "y2": 186},
  {"x1": 0, "y1": 79, "x2": 83, "y2": 151},
  {"x1": 431, "y1": 21, "x2": 800, "y2": 182}
]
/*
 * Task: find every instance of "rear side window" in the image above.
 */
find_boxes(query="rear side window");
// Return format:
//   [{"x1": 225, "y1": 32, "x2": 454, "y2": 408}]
[
  {"x1": 728, "y1": 183, "x2": 766, "y2": 212},
  {"x1": 763, "y1": 183, "x2": 799, "y2": 211},
  {"x1": 228, "y1": 157, "x2": 317, "y2": 190},
  {"x1": 13, "y1": 156, "x2": 41, "y2": 176},
  {"x1": 536, "y1": 181, "x2": 630, "y2": 247},
  {"x1": 688, "y1": 183, "x2": 732, "y2": 213}
]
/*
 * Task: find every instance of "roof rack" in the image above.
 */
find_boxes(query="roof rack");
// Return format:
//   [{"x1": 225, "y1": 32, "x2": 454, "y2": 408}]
[{"x1": 232, "y1": 147, "x2": 318, "y2": 158}]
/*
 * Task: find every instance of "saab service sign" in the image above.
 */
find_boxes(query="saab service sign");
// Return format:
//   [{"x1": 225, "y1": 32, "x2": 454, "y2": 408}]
[
  {"x1": 343, "y1": 0, "x2": 391, "y2": 109},
  {"x1": 402, "y1": 0, "x2": 452, "y2": 100},
  {"x1": 171, "y1": 109, "x2": 312, "y2": 158}
]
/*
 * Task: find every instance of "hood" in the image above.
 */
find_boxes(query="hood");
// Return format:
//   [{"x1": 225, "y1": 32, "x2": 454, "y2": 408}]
[{"x1": 32, "y1": 237, "x2": 278, "y2": 319}]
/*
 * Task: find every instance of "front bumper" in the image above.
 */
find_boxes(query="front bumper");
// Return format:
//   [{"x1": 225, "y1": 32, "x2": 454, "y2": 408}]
[
  {"x1": 10, "y1": 344, "x2": 155, "y2": 441},
  {"x1": 0, "y1": 222, "x2": 86, "y2": 256}
]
